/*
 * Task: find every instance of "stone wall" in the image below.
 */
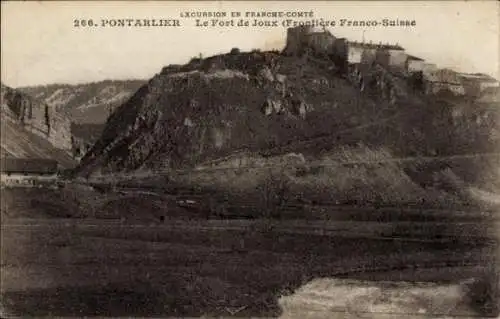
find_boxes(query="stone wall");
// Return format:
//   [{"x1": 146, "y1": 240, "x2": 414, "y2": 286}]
[
  {"x1": 375, "y1": 49, "x2": 391, "y2": 66},
  {"x1": 283, "y1": 26, "x2": 308, "y2": 55},
  {"x1": 408, "y1": 59, "x2": 425, "y2": 72},
  {"x1": 283, "y1": 26, "x2": 336, "y2": 57},
  {"x1": 348, "y1": 46, "x2": 364, "y2": 64},
  {"x1": 307, "y1": 32, "x2": 336, "y2": 55},
  {"x1": 361, "y1": 48, "x2": 377, "y2": 65},
  {"x1": 388, "y1": 50, "x2": 408, "y2": 68}
]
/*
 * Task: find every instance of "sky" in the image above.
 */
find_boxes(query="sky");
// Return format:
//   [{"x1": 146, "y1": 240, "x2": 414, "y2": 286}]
[{"x1": 1, "y1": 1, "x2": 499, "y2": 88}]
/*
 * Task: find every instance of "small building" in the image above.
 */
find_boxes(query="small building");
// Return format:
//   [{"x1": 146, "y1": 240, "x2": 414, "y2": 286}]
[
  {"x1": 406, "y1": 55, "x2": 425, "y2": 72},
  {"x1": 421, "y1": 63, "x2": 438, "y2": 76},
  {"x1": 374, "y1": 43, "x2": 406, "y2": 68},
  {"x1": 1, "y1": 158, "x2": 58, "y2": 175},
  {"x1": 1, "y1": 157, "x2": 59, "y2": 187},
  {"x1": 424, "y1": 68, "x2": 465, "y2": 95},
  {"x1": 458, "y1": 73, "x2": 500, "y2": 97},
  {"x1": 344, "y1": 41, "x2": 372, "y2": 64},
  {"x1": 346, "y1": 41, "x2": 366, "y2": 64},
  {"x1": 342, "y1": 41, "x2": 406, "y2": 68}
]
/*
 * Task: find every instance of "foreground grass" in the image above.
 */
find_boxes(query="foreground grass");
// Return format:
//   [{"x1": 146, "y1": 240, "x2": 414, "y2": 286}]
[
  {"x1": 1, "y1": 218, "x2": 497, "y2": 317},
  {"x1": 1, "y1": 185, "x2": 498, "y2": 317}
]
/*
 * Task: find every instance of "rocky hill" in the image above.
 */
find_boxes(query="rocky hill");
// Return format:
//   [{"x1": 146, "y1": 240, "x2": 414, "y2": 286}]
[
  {"x1": 1, "y1": 84, "x2": 76, "y2": 167},
  {"x1": 74, "y1": 50, "x2": 499, "y2": 208},
  {"x1": 20, "y1": 80, "x2": 145, "y2": 124},
  {"x1": 77, "y1": 52, "x2": 382, "y2": 173},
  {"x1": 77, "y1": 51, "x2": 498, "y2": 169}
]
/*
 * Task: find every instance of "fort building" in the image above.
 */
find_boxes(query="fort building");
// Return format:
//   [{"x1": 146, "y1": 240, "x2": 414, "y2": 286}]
[
  {"x1": 283, "y1": 26, "x2": 408, "y2": 71},
  {"x1": 424, "y1": 68, "x2": 466, "y2": 96},
  {"x1": 458, "y1": 73, "x2": 500, "y2": 97},
  {"x1": 406, "y1": 55, "x2": 426, "y2": 73}
]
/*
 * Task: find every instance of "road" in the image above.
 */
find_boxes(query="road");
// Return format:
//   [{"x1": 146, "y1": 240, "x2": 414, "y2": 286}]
[{"x1": 1, "y1": 216, "x2": 498, "y2": 317}]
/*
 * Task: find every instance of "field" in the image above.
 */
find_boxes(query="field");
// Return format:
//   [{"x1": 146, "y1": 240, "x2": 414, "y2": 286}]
[{"x1": 1, "y1": 185, "x2": 499, "y2": 317}]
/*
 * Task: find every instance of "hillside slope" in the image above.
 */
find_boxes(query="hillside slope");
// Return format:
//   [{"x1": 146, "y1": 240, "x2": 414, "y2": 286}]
[
  {"x1": 1, "y1": 84, "x2": 76, "y2": 168},
  {"x1": 78, "y1": 52, "x2": 391, "y2": 174},
  {"x1": 73, "y1": 50, "x2": 500, "y2": 210},
  {"x1": 70, "y1": 123, "x2": 106, "y2": 160},
  {"x1": 77, "y1": 51, "x2": 499, "y2": 175},
  {"x1": 20, "y1": 80, "x2": 146, "y2": 124}
]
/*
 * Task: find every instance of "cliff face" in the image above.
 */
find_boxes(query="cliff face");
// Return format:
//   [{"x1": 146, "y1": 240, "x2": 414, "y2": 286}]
[
  {"x1": 1, "y1": 84, "x2": 76, "y2": 167},
  {"x1": 74, "y1": 49, "x2": 499, "y2": 178},
  {"x1": 20, "y1": 80, "x2": 146, "y2": 124},
  {"x1": 2, "y1": 84, "x2": 50, "y2": 136}
]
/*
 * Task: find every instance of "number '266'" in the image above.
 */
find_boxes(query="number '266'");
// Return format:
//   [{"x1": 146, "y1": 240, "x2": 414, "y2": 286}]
[{"x1": 73, "y1": 19, "x2": 96, "y2": 27}]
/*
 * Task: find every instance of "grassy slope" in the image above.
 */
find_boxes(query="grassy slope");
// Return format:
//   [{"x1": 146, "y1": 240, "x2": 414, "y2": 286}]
[
  {"x1": 1, "y1": 118, "x2": 77, "y2": 168},
  {"x1": 77, "y1": 52, "x2": 400, "y2": 174},
  {"x1": 74, "y1": 51, "x2": 500, "y2": 210},
  {"x1": 81, "y1": 52, "x2": 498, "y2": 168},
  {"x1": 1, "y1": 210, "x2": 496, "y2": 317}
]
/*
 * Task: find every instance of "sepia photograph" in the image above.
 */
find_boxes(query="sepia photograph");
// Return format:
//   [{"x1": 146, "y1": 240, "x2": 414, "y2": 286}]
[{"x1": 1, "y1": 1, "x2": 499, "y2": 318}]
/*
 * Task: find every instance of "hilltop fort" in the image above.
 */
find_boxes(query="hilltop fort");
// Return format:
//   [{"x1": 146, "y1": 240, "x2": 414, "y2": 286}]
[{"x1": 282, "y1": 25, "x2": 499, "y2": 100}]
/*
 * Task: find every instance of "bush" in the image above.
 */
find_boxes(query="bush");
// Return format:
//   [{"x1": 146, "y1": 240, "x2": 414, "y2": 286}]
[
  {"x1": 257, "y1": 168, "x2": 290, "y2": 218},
  {"x1": 230, "y1": 47, "x2": 241, "y2": 55}
]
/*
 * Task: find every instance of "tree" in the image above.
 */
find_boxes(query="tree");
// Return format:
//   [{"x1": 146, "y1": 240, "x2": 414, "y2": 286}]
[{"x1": 44, "y1": 104, "x2": 51, "y2": 133}]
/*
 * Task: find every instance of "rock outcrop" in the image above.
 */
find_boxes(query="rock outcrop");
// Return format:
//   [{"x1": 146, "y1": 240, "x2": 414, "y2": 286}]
[
  {"x1": 74, "y1": 50, "x2": 499, "y2": 181},
  {"x1": 1, "y1": 83, "x2": 76, "y2": 167},
  {"x1": 75, "y1": 51, "x2": 375, "y2": 175},
  {"x1": 1, "y1": 84, "x2": 72, "y2": 151}
]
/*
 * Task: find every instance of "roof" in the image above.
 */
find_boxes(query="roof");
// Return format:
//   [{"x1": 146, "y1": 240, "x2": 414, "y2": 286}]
[
  {"x1": 347, "y1": 41, "x2": 404, "y2": 51},
  {"x1": 440, "y1": 68, "x2": 457, "y2": 73},
  {"x1": 407, "y1": 54, "x2": 424, "y2": 61},
  {"x1": 1, "y1": 157, "x2": 58, "y2": 174},
  {"x1": 458, "y1": 73, "x2": 498, "y2": 82}
]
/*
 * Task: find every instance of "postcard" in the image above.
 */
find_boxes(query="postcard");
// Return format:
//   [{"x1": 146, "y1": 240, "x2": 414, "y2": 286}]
[{"x1": 1, "y1": 1, "x2": 499, "y2": 318}]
